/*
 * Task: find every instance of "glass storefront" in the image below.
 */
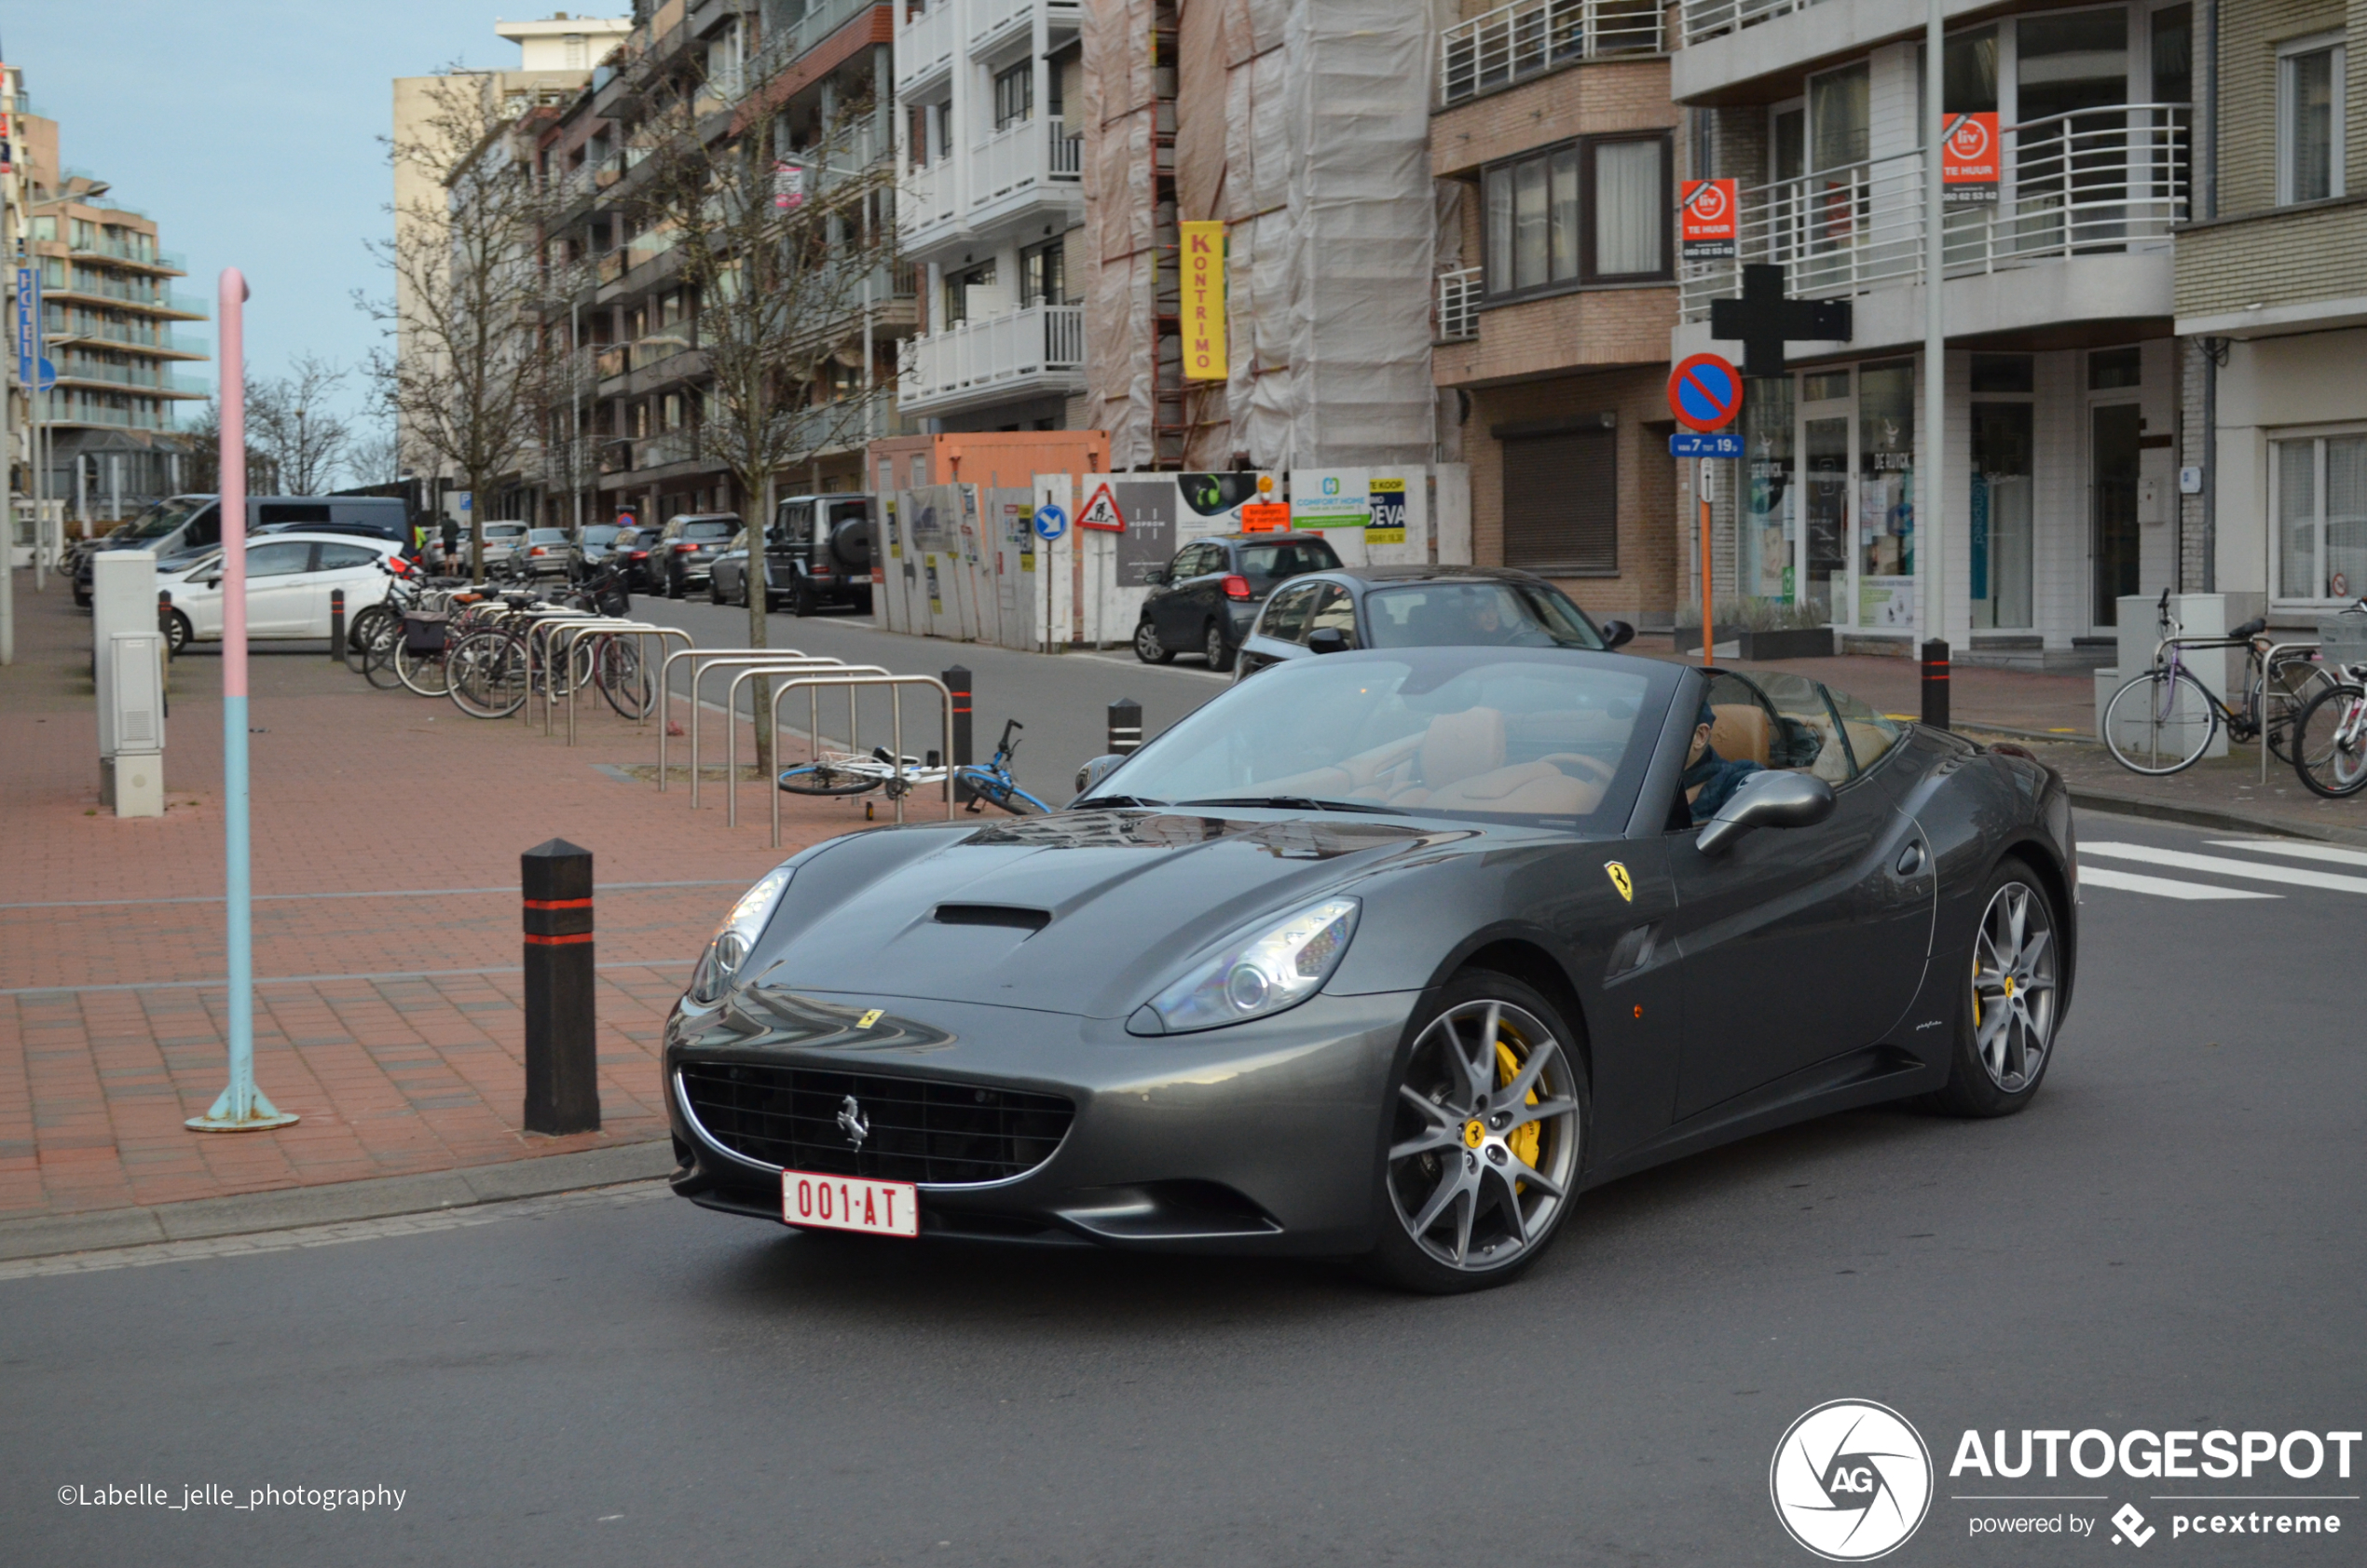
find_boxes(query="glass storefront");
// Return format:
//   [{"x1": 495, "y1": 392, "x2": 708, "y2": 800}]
[
  {"x1": 1741, "y1": 376, "x2": 1794, "y2": 599},
  {"x1": 1855, "y1": 360, "x2": 1916, "y2": 630},
  {"x1": 1971, "y1": 403, "x2": 2035, "y2": 628}
]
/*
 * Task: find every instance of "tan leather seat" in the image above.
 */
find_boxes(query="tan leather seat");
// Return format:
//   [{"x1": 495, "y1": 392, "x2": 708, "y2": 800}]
[
  {"x1": 1421, "y1": 707, "x2": 1506, "y2": 789},
  {"x1": 1423, "y1": 761, "x2": 1600, "y2": 814},
  {"x1": 1708, "y1": 702, "x2": 1772, "y2": 766}
]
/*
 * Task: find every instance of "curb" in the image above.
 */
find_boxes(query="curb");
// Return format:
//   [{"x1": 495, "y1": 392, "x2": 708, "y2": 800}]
[
  {"x1": 2067, "y1": 788, "x2": 2367, "y2": 848},
  {"x1": 0, "y1": 1139, "x2": 676, "y2": 1264}
]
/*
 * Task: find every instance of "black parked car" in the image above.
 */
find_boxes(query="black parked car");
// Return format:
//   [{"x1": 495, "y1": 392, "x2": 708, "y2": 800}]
[
  {"x1": 611, "y1": 525, "x2": 662, "y2": 592},
  {"x1": 1233, "y1": 565, "x2": 1636, "y2": 682},
  {"x1": 1132, "y1": 531, "x2": 1340, "y2": 673},
  {"x1": 567, "y1": 523, "x2": 623, "y2": 580},
  {"x1": 653, "y1": 513, "x2": 743, "y2": 598}
]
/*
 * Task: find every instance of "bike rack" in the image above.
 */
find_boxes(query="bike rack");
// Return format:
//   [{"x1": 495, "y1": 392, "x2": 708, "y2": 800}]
[
  {"x1": 676, "y1": 655, "x2": 868, "y2": 808},
  {"x1": 723, "y1": 661, "x2": 889, "y2": 823},
  {"x1": 524, "y1": 614, "x2": 623, "y2": 731},
  {"x1": 2260, "y1": 638, "x2": 2322, "y2": 784},
  {"x1": 554, "y1": 621, "x2": 694, "y2": 745},
  {"x1": 656, "y1": 647, "x2": 824, "y2": 791},
  {"x1": 767, "y1": 675, "x2": 955, "y2": 846}
]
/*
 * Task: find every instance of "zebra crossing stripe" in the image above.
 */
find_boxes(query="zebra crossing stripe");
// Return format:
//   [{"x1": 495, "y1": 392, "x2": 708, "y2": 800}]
[
  {"x1": 2081, "y1": 842, "x2": 2367, "y2": 895},
  {"x1": 2078, "y1": 866, "x2": 2277, "y2": 901},
  {"x1": 2206, "y1": 839, "x2": 2367, "y2": 870}
]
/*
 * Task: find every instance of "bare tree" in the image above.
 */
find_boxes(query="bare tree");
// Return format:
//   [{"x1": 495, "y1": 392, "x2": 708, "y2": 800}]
[
  {"x1": 173, "y1": 397, "x2": 276, "y2": 496},
  {"x1": 627, "y1": 90, "x2": 897, "y2": 770},
  {"x1": 344, "y1": 423, "x2": 405, "y2": 489},
  {"x1": 249, "y1": 354, "x2": 354, "y2": 497},
  {"x1": 362, "y1": 70, "x2": 553, "y2": 577}
]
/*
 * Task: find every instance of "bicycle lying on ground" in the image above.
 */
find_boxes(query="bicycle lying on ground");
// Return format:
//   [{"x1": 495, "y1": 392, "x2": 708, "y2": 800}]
[
  {"x1": 777, "y1": 718, "x2": 1047, "y2": 814},
  {"x1": 2291, "y1": 604, "x2": 2367, "y2": 798},
  {"x1": 2101, "y1": 589, "x2": 2334, "y2": 776}
]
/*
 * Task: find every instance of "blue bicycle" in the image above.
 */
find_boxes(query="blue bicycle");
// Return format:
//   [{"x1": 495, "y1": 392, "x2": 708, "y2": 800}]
[
  {"x1": 777, "y1": 717, "x2": 1047, "y2": 814},
  {"x1": 955, "y1": 719, "x2": 1049, "y2": 815}
]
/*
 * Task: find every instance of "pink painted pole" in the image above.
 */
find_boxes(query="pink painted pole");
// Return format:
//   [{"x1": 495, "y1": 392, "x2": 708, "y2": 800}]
[{"x1": 189, "y1": 267, "x2": 293, "y2": 1132}]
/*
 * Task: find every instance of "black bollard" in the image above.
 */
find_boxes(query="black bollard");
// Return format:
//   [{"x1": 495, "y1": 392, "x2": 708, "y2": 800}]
[
  {"x1": 1921, "y1": 639, "x2": 1950, "y2": 731},
  {"x1": 157, "y1": 590, "x2": 174, "y2": 661},
  {"x1": 329, "y1": 588, "x2": 347, "y2": 662},
  {"x1": 943, "y1": 664, "x2": 973, "y2": 801},
  {"x1": 522, "y1": 839, "x2": 600, "y2": 1136},
  {"x1": 1108, "y1": 698, "x2": 1142, "y2": 756}
]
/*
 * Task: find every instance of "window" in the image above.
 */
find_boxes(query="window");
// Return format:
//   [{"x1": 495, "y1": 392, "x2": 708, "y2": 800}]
[
  {"x1": 943, "y1": 259, "x2": 994, "y2": 326},
  {"x1": 2087, "y1": 347, "x2": 2142, "y2": 389},
  {"x1": 246, "y1": 541, "x2": 313, "y2": 579},
  {"x1": 1258, "y1": 581, "x2": 1322, "y2": 644},
  {"x1": 315, "y1": 542, "x2": 382, "y2": 570},
  {"x1": 1970, "y1": 353, "x2": 2034, "y2": 393},
  {"x1": 2279, "y1": 35, "x2": 2346, "y2": 204},
  {"x1": 1306, "y1": 585, "x2": 1359, "y2": 646},
  {"x1": 1482, "y1": 134, "x2": 1668, "y2": 298},
  {"x1": 1022, "y1": 239, "x2": 1066, "y2": 306},
  {"x1": 992, "y1": 62, "x2": 1033, "y2": 130},
  {"x1": 908, "y1": 105, "x2": 930, "y2": 167},
  {"x1": 1809, "y1": 61, "x2": 1868, "y2": 170},
  {"x1": 2274, "y1": 433, "x2": 2367, "y2": 602},
  {"x1": 1501, "y1": 427, "x2": 1617, "y2": 575}
]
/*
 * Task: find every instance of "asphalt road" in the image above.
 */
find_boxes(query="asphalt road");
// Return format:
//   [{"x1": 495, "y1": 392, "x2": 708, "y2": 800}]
[
  {"x1": 626, "y1": 595, "x2": 1231, "y2": 805},
  {"x1": 7, "y1": 809, "x2": 2363, "y2": 1567}
]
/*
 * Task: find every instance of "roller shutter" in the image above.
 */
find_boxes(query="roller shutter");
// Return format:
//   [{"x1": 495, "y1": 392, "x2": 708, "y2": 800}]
[{"x1": 1501, "y1": 429, "x2": 1616, "y2": 575}]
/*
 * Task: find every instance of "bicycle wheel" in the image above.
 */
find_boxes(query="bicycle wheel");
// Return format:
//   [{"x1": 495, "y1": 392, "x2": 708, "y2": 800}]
[
  {"x1": 2102, "y1": 667, "x2": 2219, "y2": 775},
  {"x1": 363, "y1": 632, "x2": 406, "y2": 689},
  {"x1": 954, "y1": 768, "x2": 1047, "y2": 814},
  {"x1": 345, "y1": 605, "x2": 394, "y2": 673},
  {"x1": 778, "y1": 763, "x2": 884, "y2": 797},
  {"x1": 447, "y1": 630, "x2": 529, "y2": 719},
  {"x1": 2264, "y1": 656, "x2": 2336, "y2": 764},
  {"x1": 596, "y1": 638, "x2": 654, "y2": 720},
  {"x1": 394, "y1": 641, "x2": 452, "y2": 698},
  {"x1": 2292, "y1": 684, "x2": 2367, "y2": 799}
]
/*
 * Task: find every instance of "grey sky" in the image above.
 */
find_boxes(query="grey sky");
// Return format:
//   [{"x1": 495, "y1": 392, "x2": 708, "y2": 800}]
[{"x1": 11, "y1": 2, "x2": 556, "y2": 430}]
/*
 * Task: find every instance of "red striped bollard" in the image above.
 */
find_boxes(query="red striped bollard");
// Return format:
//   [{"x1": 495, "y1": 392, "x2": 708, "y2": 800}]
[
  {"x1": 1921, "y1": 639, "x2": 1950, "y2": 731},
  {"x1": 522, "y1": 839, "x2": 600, "y2": 1135}
]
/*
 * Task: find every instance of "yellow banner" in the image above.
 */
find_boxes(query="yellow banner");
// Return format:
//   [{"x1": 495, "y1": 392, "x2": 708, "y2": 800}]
[{"x1": 1179, "y1": 221, "x2": 1227, "y2": 381}]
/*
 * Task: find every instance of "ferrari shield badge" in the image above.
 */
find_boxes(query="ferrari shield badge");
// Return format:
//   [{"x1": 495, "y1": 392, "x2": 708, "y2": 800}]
[
  {"x1": 1604, "y1": 862, "x2": 1635, "y2": 903},
  {"x1": 855, "y1": 1008, "x2": 885, "y2": 1029}
]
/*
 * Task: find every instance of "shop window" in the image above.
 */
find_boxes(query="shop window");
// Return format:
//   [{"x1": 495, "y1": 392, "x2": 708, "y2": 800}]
[
  {"x1": 1970, "y1": 353, "x2": 2033, "y2": 394},
  {"x1": 2087, "y1": 348, "x2": 2141, "y2": 389},
  {"x1": 1482, "y1": 134, "x2": 1669, "y2": 300},
  {"x1": 1856, "y1": 361, "x2": 1916, "y2": 629},
  {"x1": 1500, "y1": 428, "x2": 1617, "y2": 576},
  {"x1": 1801, "y1": 370, "x2": 1850, "y2": 402},
  {"x1": 2278, "y1": 36, "x2": 2346, "y2": 204},
  {"x1": 2274, "y1": 433, "x2": 2367, "y2": 603},
  {"x1": 1741, "y1": 376, "x2": 1794, "y2": 601},
  {"x1": 1972, "y1": 402, "x2": 2034, "y2": 629}
]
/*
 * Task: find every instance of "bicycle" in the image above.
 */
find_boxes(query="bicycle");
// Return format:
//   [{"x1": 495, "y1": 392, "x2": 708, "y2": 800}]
[
  {"x1": 2101, "y1": 589, "x2": 2334, "y2": 776},
  {"x1": 2291, "y1": 605, "x2": 2367, "y2": 799},
  {"x1": 777, "y1": 746, "x2": 945, "y2": 798},
  {"x1": 952, "y1": 719, "x2": 1049, "y2": 815}
]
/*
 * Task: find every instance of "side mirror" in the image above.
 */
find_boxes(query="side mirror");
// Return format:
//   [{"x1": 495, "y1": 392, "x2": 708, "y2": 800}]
[
  {"x1": 202, "y1": 578, "x2": 222, "y2": 590},
  {"x1": 1074, "y1": 753, "x2": 1127, "y2": 797},
  {"x1": 1695, "y1": 770, "x2": 1835, "y2": 857},
  {"x1": 1601, "y1": 619, "x2": 1635, "y2": 649},
  {"x1": 1307, "y1": 627, "x2": 1350, "y2": 655},
  {"x1": 1143, "y1": 566, "x2": 1170, "y2": 586}
]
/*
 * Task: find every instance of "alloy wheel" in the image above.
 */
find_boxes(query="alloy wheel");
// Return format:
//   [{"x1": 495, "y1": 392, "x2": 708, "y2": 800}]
[
  {"x1": 1387, "y1": 1000, "x2": 1580, "y2": 1273},
  {"x1": 1971, "y1": 881, "x2": 2057, "y2": 1093}
]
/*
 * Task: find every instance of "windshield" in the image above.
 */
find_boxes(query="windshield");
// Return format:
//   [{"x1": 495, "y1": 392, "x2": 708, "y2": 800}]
[
  {"x1": 1091, "y1": 650, "x2": 1663, "y2": 827},
  {"x1": 1237, "y1": 539, "x2": 1338, "y2": 583},
  {"x1": 1363, "y1": 581, "x2": 1605, "y2": 651},
  {"x1": 527, "y1": 528, "x2": 568, "y2": 543},
  {"x1": 122, "y1": 496, "x2": 211, "y2": 540},
  {"x1": 581, "y1": 525, "x2": 621, "y2": 544},
  {"x1": 683, "y1": 519, "x2": 739, "y2": 539}
]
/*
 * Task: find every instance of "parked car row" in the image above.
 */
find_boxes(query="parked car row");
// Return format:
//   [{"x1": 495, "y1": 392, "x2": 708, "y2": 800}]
[
  {"x1": 708, "y1": 495, "x2": 874, "y2": 617},
  {"x1": 72, "y1": 494, "x2": 411, "y2": 607},
  {"x1": 152, "y1": 533, "x2": 409, "y2": 653}
]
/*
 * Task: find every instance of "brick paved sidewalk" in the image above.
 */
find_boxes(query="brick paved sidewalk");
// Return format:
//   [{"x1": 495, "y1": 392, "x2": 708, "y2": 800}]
[{"x1": 0, "y1": 571, "x2": 902, "y2": 1224}]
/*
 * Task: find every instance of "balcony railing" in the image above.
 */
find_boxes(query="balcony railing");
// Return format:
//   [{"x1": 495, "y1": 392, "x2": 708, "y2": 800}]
[
  {"x1": 1436, "y1": 268, "x2": 1482, "y2": 341},
  {"x1": 1679, "y1": 0, "x2": 1817, "y2": 48},
  {"x1": 970, "y1": 116, "x2": 1082, "y2": 211},
  {"x1": 969, "y1": 0, "x2": 1035, "y2": 49},
  {"x1": 746, "y1": 0, "x2": 884, "y2": 96},
  {"x1": 906, "y1": 158, "x2": 960, "y2": 241},
  {"x1": 896, "y1": 0, "x2": 957, "y2": 89},
  {"x1": 899, "y1": 302, "x2": 1085, "y2": 407},
  {"x1": 1678, "y1": 105, "x2": 2191, "y2": 322},
  {"x1": 1439, "y1": 0, "x2": 1662, "y2": 106}
]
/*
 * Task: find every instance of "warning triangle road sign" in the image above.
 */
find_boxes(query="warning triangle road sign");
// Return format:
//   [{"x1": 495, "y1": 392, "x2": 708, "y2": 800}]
[{"x1": 1077, "y1": 481, "x2": 1126, "y2": 532}]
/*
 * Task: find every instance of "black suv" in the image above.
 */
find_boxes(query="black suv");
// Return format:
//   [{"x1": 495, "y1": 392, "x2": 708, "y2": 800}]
[
  {"x1": 760, "y1": 493, "x2": 875, "y2": 616},
  {"x1": 1132, "y1": 531, "x2": 1340, "y2": 672}
]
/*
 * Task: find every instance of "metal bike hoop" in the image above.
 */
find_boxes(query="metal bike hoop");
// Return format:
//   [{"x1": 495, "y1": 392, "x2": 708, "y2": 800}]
[
  {"x1": 2260, "y1": 638, "x2": 2322, "y2": 784},
  {"x1": 658, "y1": 647, "x2": 818, "y2": 792},
  {"x1": 767, "y1": 675, "x2": 956, "y2": 847},
  {"x1": 724, "y1": 661, "x2": 888, "y2": 824},
  {"x1": 677, "y1": 654, "x2": 861, "y2": 808},
  {"x1": 523, "y1": 614, "x2": 623, "y2": 731},
  {"x1": 554, "y1": 621, "x2": 693, "y2": 745}
]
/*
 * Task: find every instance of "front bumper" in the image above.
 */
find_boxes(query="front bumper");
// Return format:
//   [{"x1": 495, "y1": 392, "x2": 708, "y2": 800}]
[{"x1": 663, "y1": 988, "x2": 1416, "y2": 1255}]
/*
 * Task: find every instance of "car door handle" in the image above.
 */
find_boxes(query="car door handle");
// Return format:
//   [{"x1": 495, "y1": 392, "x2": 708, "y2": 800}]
[{"x1": 1894, "y1": 841, "x2": 1926, "y2": 877}]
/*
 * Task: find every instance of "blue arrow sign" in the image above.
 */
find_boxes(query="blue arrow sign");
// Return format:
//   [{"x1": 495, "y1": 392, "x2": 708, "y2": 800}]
[
  {"x1": 1670, "y1": 432, "x2": 1745, "y2": 459},
  {"x1": 1033, "y1": 504, "x2": 1068, "y2": 541},
  {"x1": 36, "y1": 357, "x2": 54, "y2": 392}
]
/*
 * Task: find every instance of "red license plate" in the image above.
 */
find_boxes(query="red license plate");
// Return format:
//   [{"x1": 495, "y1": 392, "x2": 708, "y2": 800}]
[{"x1": 781, "y1": 1169, "x2": 918, "y2": 1238}]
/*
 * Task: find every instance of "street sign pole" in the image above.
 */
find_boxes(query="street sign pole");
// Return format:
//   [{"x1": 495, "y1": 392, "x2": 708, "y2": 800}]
[
  {"x1": 189, "y1": 268, "x2": 296, "y2": 1135},
  {"x1": 1699, "y1": 458, "x2": 1715, "y2": 668},
  {"x1": 1922, "y1": 0, "x2": 1949, "y2": 722},
  {"x1": 1668, "y1": 353, "x2": 1744, "y2": 668}
]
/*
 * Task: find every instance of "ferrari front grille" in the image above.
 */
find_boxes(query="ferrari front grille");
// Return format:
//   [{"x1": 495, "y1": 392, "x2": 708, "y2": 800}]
[{"x1": 677, "y1": 1064, "x2": 1074, "y2": 1186}]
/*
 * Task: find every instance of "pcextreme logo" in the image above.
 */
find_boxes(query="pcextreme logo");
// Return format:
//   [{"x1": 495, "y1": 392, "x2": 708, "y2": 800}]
[{"x1": 1772, "y1": 1400, "x2": 1935, "y2": 1561}]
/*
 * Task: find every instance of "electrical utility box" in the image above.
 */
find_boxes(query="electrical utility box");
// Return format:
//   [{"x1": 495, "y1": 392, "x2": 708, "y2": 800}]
[
  {"x1": 92, "y1": 550, "x2": 163, "y2": 811},
  {"x1": 106, "y1": 632, "x2": 166, "y2": 817}
]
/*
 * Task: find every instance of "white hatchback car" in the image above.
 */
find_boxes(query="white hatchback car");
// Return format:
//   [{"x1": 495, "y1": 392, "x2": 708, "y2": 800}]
[{"x1": 157, "y1": 533, "x2": 406, "y2": 651}]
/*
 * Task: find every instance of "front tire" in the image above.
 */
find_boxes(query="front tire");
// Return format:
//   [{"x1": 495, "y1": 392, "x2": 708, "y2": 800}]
[
  {"x1": 1361, "y1": 972, "x2": 1586, "y2": 1294},
  {"x1": 1133, "y1": 619, "x2": 1174, "y2": 664},
  {"x1": 666, "y1": 568, "x2": 685, "y2": 600},
  {"x1": 1926, "y1": 858, "x2": 2062, "y2": 1117},
  {"x1": 708, "y1": 572, "x2": 726, "y2": 605}
]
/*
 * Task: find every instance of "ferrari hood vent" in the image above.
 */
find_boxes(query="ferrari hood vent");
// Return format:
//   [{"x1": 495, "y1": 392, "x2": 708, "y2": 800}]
[{"x1": 932, "y1": 903, "x2": 1052, "y2": 933}]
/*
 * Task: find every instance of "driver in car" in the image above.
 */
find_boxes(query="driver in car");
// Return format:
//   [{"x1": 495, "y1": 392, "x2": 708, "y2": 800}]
[{"x1": 1682, "y1": 701, "x2": 1762, "y2": 824}]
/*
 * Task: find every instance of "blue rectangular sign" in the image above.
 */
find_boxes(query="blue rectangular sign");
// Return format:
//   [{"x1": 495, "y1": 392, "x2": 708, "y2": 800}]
[
  {"x1": 1670, "y1": 432, "x2": 1744, "y2": 458},
  {"x1": 14, "y1": 266, "x2": 34, "y2": 386}
]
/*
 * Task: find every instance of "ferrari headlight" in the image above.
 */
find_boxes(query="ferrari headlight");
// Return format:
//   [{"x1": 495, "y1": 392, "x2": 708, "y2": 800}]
[
  {"x1": 687, "y1": 866, "x2": 793, "y2": 1003},
  {"x1": 1135, "y1": 897, "x2": 1360, "y2": 1035}
]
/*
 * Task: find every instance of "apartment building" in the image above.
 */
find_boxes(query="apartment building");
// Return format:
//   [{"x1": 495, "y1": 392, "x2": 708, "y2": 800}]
[
  {"x1": 2176, "y1": 0, "x2": 2365, "y2": 620},
  {"x1": 533, "y1": 0, "x2": 916, "y2": 527},
  {"x1": 20, "y1": 119, "x2": 209, "y2": 522},
  {"x1": 1672, "y1": 0, "x2": 2198, "y2": 662},
  {"x1": 1429, "y1": 0, "x2": 1677, "y2": 625},
  {"x1": 893, "y1": 0, "x2": 1088, "y2": 433}
]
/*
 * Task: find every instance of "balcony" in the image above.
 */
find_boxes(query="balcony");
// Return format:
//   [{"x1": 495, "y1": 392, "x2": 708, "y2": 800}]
[
  {"x1": 1436, "y1": 268, "x2": 1482, "y2": 342},
  {"x1": 970, "y1": 0, "x2": 1077, "y2": 52},
  {"x1": 1677, "y1": 105, "x2": 2189, "y2": 337},
  {"x1": 1439, "y1": 0, "x2": 1662, "y2": 108},
  {"x1": 969, "y1": 116, "x2": 1081, "y2": 220},
  {"x1": 906, "y1": 158, "x2": 961, "y2": 247},
  {"x1": 896, "y1": 1, "x2": 957, "y2": 92},
  {"x1": 746, "y1": 0, "x2": 885, "y2": 91},
  {"x1": 898, "y1": 302, "x2": 1085, "y2": 413}
]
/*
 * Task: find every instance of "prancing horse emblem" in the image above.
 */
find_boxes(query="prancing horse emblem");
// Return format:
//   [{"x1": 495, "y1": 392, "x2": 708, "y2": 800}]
[
  {"x1": 1605, "y1": 861, "x2": 1635, "y2": 903},
  {"x1": 837, "y1": 1095, "x2": 869, "y2": 1151}
]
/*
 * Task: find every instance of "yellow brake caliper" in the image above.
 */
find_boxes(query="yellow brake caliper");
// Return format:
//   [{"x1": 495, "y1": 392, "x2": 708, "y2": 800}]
[{"x1": 1493, "y1": 1036, "x2": 1541, "y2": 1178}]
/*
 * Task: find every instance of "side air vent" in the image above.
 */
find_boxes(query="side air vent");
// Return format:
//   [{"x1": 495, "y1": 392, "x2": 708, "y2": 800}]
[{"x1": 933, "y1": 904, "x2": 1051, "y2": 932}]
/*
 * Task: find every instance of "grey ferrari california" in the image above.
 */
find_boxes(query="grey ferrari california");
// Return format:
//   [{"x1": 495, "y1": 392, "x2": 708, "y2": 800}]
[{"x1": 663, "y1": 645, "x2": 2075, "y2": 1292}]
